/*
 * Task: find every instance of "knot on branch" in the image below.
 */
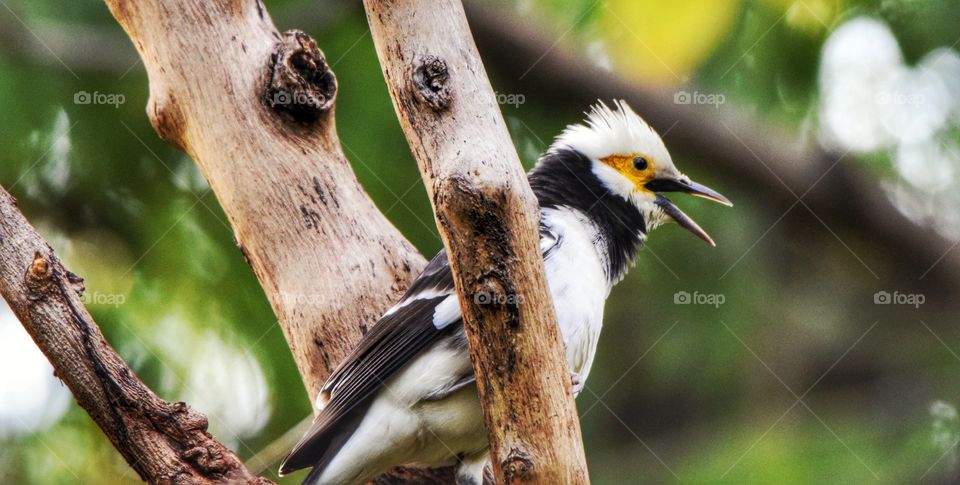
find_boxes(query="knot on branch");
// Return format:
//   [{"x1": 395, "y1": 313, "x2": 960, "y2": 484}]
[
  {"x1": 433, "y1": 174, "x2": 509, "y2": 224},
  {"x1": 502, "y1": 450, "x2": 534, "y2": 483},
  {"x1": 166, "y1": 401, "x2": 210, "y2": 431},
  {"x1": 159, "y1": 402, "x2": 241, "y2": 477},
  {"x1": 412, "y1": 55, "x2": 452, "y2": 111},
  {"x1": 29, "y1": 252, "x2": 50, "y2": 279},
  {"x1": 473, "y1": 277, "x2": 507, "y2": 307},
  {"x1": 25, "y1": 252, "x2": 84, "y2": 300},
  {"x1": 183, "y1": 445, "x2": 229, "y2": 475},
  {"x1": 25, "y1": 252, "x2": 54, "y2": 297},
  {"x1": 148, "y1": 91, "x2": 187, "y2": 151},
  {"x1": 265, "y1": 30, "x2": 337, "y2": 123},
  {"x1": 473, "y1": 277, "x2": 521, "y2": 320}
]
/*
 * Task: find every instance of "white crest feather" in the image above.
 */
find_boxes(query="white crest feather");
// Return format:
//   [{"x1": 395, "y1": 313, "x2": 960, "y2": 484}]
[
  {"x1": 551, "y1": 100, "x2": 674, "y2": 172},
  {"x1": 547, "y1": 101, "x2": 680, "y2": 226}
]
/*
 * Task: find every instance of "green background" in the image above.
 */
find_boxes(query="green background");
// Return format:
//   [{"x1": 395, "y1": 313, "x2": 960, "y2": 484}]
[{"x1": 1, "y1": 0, "x2": 959, "y2": 483}]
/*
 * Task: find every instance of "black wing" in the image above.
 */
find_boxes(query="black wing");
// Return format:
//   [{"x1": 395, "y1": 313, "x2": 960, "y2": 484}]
[
  {"x1": 280, "y1": 227, "x2": 562, "y2": 475},
  {"x1": 279, "y1": 250, "x2": 459, "y2": 474}
]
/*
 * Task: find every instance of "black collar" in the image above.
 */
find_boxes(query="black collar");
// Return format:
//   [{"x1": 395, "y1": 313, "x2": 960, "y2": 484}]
[{"x1": 528, "y1": 148, "x2": 647, "y2": 281}]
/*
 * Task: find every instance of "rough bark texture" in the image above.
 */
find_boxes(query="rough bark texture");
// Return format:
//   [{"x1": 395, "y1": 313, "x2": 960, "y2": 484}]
[
  {"x1": 102, "y1": 0, "x2": 425, "y2": 404},
  {"x1": 364, "y1": 1, "x2": 589, "y2": 484},
  {"x1": 0, "y1": 188, "x2": 272, "y2": 485}
]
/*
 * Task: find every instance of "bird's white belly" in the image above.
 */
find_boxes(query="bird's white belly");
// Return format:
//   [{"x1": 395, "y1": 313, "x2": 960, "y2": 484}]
[{"x1": 542, "y1": 211, "x2": 610, "y2": 386}]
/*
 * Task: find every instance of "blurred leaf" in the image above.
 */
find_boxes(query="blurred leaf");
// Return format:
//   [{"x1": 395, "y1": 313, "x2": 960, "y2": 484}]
[{"x1": 600, "y1": 0, "x2": 742, "y2": 85}]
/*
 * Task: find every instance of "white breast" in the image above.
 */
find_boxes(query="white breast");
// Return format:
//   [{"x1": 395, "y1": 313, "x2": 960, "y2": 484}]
[{"x1": 541, "y1": 207, "x2": 611, "y2": 389}]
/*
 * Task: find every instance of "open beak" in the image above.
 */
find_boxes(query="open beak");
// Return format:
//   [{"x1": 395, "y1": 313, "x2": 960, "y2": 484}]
[{"x1": 646, "y1": 178, "x2": 732, "y2": 247}]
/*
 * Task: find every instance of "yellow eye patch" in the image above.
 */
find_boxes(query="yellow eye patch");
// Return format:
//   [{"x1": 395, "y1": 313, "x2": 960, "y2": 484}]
[{"x1": 599, "y1": 154, "x2": 656, "y2": 193}]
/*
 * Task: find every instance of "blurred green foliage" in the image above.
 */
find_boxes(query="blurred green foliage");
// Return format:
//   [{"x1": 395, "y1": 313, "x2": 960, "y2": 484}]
[{"x1": 1, "y1": 1, "x2": 959, "y2": 484}]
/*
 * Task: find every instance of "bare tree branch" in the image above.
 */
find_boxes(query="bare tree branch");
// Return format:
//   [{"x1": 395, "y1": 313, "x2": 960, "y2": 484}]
[
  {"x1": 0, "y1": 187, "x2": 272, "y2": 485},
  {"x1": 363, "y1": 1, "x2": 589, "y2": 483}
]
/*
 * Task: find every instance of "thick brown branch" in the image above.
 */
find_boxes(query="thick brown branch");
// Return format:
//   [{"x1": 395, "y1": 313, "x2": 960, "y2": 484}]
[
  {"x1": 364, "y1": 1, "x2": 589, "y2": 483},
  {"x1": 0, "y1": 187, "x2": 271, "y2": 485},
  {"x1": 102, "y1": 0, "x2": 424, "y2": 408},
  {"x1": 102, "y1": 0, "x2": 455, "y2": 481}
]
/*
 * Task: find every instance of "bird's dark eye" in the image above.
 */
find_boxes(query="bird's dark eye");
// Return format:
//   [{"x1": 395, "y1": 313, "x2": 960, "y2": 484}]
[{"x1": 633, "y1": 157, "x2": 649, "y2": 171}]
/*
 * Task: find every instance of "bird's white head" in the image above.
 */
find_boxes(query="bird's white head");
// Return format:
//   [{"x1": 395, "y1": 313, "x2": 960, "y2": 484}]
[{"x1": 551, "y1": 100, "x2": 732, "y2": 246}]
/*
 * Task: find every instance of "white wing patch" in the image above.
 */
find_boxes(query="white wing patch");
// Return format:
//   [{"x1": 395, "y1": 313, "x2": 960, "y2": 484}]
[
  {"x1": 432, "y1": 295, "x2": 460, "y2": 329},
  {"x1": 382, "y1": 288, "x2": 450, "y2": 318}
]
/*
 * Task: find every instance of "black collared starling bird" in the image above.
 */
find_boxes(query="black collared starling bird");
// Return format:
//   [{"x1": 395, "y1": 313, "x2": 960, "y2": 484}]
[{"x1": 280, "y1": 100, "x2": 732, "y2": 485}]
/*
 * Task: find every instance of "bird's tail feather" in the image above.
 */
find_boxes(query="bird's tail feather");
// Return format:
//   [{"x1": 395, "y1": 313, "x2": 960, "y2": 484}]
[
  {"x1": 278, "y1": 399, "x2": 370, "y2": 482},
  {"x1": 301, "y1": 464, "x2": 327, "y2": 485}
]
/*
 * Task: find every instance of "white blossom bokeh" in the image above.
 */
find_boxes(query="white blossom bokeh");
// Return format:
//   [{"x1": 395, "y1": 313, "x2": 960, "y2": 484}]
[{"x1": 819, "y1": 16, "x2": 960, "y2": 239}]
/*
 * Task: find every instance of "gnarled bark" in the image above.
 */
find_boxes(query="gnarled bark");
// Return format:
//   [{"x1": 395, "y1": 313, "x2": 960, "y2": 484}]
[{"x1": 364, "y1": 1, "x2": 589, "y2": 483}]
